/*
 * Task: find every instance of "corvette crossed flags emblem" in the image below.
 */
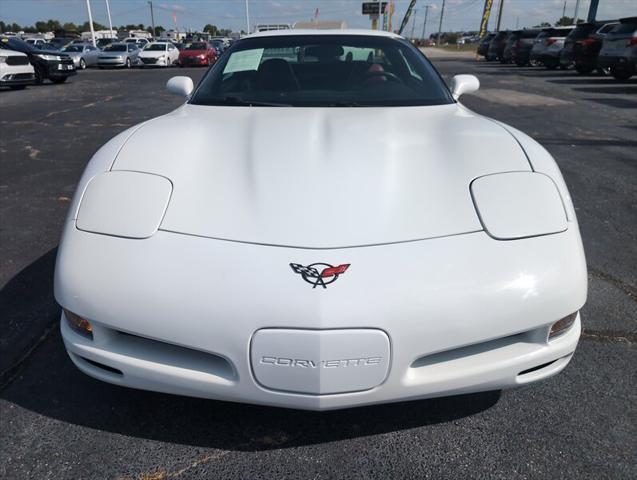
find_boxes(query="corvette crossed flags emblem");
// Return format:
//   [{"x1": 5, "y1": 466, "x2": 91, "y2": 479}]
[{"x1": 289, "y1": 263, "x2": 350, "y2": 289}]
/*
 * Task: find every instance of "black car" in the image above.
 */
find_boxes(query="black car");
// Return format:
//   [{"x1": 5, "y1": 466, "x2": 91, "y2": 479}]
[
  {"x1": 0, "y1": 36, "x2": 76, "y2": 84},
  {"x1": 510, "y1": 29, "x2": 542, "y2": 66},
  {"x1": 501, "y1": 31, "x2": 522, "y2": 64},
  {"x1": 486, "y1": 31, "x2": 509, "y2": 61},
  {"x1": 476, "y1": 33, "x2": 496, "y2": 58},
  {"x1": 560, "y1": 20, "x2": 618, "y2": 73}
]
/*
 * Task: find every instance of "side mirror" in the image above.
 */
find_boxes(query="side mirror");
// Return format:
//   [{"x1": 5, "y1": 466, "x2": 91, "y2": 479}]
[
  {"x1": 166, "y1": 76, "x2": 194, "y2": 97},
  {"x1": 450, "y1": 74, "x2": 480, "y2": 100}
]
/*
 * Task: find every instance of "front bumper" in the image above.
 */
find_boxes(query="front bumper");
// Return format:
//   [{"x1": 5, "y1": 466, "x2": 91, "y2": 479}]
[
  {"x1": 179, "y1": 56, "x2": 208, "y2": 66},
  {"x1": 45, "y1": 60, "x2": 76, "y2": 78},
  {"x1": 57, "y1": 227, "x2": 587, "y2": 410},
  {"x1": 98, "y1": 58, "x2": 129, "y2": 67},
  {"x1": 597, "y1": 55, "x2": 636, "y2": 69},
  {"x1": 0, "y1": 72, "x2": 35, "y2": 86}
]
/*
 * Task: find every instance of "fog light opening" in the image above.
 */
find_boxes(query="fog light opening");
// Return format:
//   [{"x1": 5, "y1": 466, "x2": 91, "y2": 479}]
[
  {"x1": 549, "y1": 312, "x2": 577, "y2": 340},
  {"x1": 64, "y1": 309, "x2": 93, "y2": 340}
]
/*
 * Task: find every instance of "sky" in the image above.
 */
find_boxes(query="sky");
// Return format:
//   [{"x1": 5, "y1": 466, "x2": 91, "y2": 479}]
[{"x1": 1, "y1": 0, "x2": 636, "y2": 35}]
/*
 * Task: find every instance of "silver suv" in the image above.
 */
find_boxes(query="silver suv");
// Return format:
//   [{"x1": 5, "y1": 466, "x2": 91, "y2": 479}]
[
  {"x1": 597, "y1": 16, "x2": 637, "y2": 80},
  {"x1": 530, "y1": 26, "x2": 575, "y2": 69}
]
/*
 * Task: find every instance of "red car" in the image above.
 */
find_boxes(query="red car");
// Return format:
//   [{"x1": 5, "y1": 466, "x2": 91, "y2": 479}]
[{"x1": 178, "y1": 42, "x2": 217, "y2": 67}]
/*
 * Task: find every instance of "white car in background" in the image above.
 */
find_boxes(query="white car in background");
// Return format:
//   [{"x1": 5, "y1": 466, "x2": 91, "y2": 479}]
[
  {"x1": 0, "y1": 48, "x2": 35, "y2": 90},
  {"x1": 56, "y1": 30, "x2": 587, "y2": 411},
  {"x1": 139, "y1": 42, "x2": 179, "y2": 67}
]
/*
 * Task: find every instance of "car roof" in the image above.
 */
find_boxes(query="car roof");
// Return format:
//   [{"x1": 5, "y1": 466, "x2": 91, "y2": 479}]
[{"x1": 246, "y1": 29, "x2": 401, "y2": 39}]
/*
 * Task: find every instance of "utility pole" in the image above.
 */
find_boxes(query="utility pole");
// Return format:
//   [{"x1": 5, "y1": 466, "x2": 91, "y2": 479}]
[
  {"x1": 437, "y1": 0, "x2": 446, "y2": 46},
  {"x1": 85, "y1": 0, "x2": 96, "y2": 47},
  {"x1": 105, "y1": 0, "x2": 113, "y2": 38},
  {"x1": 562, "y1": 1, "x2": 567, "y2": 19},
  {"x1": 245, "y1": 0, "x2": 251, "y2": 33},
  {"x1": 410, "y1": 9, "x2": 418, "y2": 40},
  {"x1": 148, "y1": 1, "x2": 156, "y2": 38},
  {"x1": 378, "y1": 0, "x2": 383, "y2": 31},
  {"x1": 495, "y1": 0, "x2": 504, "y2": 32},
  {"x1": 421, "y1": 5, "x2": 431, "y2": 41},
  {"x1": 573, "y1": 0, "x2": 580, "y2": 23}
]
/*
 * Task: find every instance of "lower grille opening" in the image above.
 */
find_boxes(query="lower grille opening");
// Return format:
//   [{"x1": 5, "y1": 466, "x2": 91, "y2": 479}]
[
  {"x1": 114, "y1": 330, "x2": 236, "y2": 381},
  {"x1": 518, "y1": 359, "x2": 559, "y2": 377},
  {"x1": 80, "y1": 356, "x2": 123, "y2": 376},
  {"x1": 411, "y1": 331, "x2": 530, "y2": 370}
]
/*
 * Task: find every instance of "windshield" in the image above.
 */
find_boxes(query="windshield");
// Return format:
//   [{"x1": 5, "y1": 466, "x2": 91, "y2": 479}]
[
  {"x1": 186, "y1": 42, "x2": 208, "y2": 50},
  {"x1": 62, "y1": 45, "x2": 84, "y2": 52},
  {"x1": 104, "y1": 45, "x2": 126, "y2": 52},
  {"x1": 145, "y1": 43, "x2": 167, "y2": 51},
  {"x1": 190, "y1": 35, "x2": 453, "y2": 107}
]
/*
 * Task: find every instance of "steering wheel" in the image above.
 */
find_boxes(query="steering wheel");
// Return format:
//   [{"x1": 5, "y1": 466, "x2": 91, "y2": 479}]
[{"x1": 362, "y1": 70, "x2": 403, "y2": 84}]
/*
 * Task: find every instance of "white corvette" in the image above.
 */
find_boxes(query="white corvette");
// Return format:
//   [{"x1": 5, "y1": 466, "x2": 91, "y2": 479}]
[{"x1": 55, "y1": 30, "x2": 587, "y2": 410}]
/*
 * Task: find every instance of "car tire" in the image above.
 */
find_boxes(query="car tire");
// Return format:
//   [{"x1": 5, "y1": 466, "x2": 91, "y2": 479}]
[
  {"x1": 80, "y1": 58, "x2": 86, "y2": 70},
  {"x1": 51, "y1": 77, "x2": 67, "y2": 84},
  {"x1": 34, "y1": 66, "x2": 45, "y2": 85},
  {"x1": 575, "y1": 64, "x2": 594, "y2": 75},
  {"x1": 9, "y1": 85, "x2": 27, "y2": 90},
  {"x1": 126, "y1": 58, "x2": 131, "y2": 69},
  {"x1": 515, "y1": 59, "x2": 527, "y2": 67},
  {"x1": 597, "y1": 67, "x2": 611, "y2": 76},
  {"x1": 610, "y1": 65, "x2": 634, "y2": 80}
]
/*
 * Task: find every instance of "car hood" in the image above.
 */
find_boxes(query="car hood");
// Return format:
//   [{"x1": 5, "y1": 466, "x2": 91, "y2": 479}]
[
  {"x1": 179, "y1": 49, "x2": 208, "y2": 57},
  {"x1": 111, "y1": 104, "x2": 531, "y2": 248},
  {"x1": 139, "y1": 50, "x2": 165, "y2": 57}
]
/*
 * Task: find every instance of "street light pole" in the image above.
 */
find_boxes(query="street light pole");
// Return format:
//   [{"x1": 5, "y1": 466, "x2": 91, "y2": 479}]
[
  {"x1": 245, "y1": 0, "x2": 251, "y2": 34},
  {"x1": 495, "y1": 0, "x2": 504, "y2": 32},
  {"x1": 410, "y1": 9, "x2": 418, "y2": 40},
  {"x1": 378, "y1": 0, "x2": 383, "y2": 31},
  {"x1": 421, "y1": 5, "x2": 431, "y2": 41},
  {"x1": 573, "y1": 0, "x2": 581, "y2": 23},
  {"x1": 85, "y1": 0, "x2": 96, "y2": 47},
  {"x1": 105, "y1": 0, "x2": 114, "y2": 38},
  {"x1": 148, "y1": 1, "x2": 156, "y2": 38},
  {"x1": 437, "y1": 0, "x2": 446, "y2": 46}
]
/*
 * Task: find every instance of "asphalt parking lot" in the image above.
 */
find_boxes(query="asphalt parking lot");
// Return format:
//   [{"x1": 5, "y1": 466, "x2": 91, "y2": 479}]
[{"x1": 1, "y1": 53, "x2": 635, "y2": 479}]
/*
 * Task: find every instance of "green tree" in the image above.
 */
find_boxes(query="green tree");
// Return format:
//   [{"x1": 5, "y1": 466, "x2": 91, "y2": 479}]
[
  {"x1": 533, "y1": 22, "x2": 552, "y2": 28},
  {"x1": 203, "y1": 24, "x2": 218, "y2": 35},
  {"x1": 555, "y1": 16, "x2": 573, "y2": 26},
  {"x1": 62, "y1": 22, "x2": 78, "y2": 31}
]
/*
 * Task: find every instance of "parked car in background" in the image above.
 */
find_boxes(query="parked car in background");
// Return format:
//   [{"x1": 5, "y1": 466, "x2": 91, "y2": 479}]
[
  {"x1": 476, "y1": 33, "x2": 495, "y2": 58},
  {"x1": 36, "y1": 42, "x2": 58, "y2": 51},
  {"x1": 560, "y1": 21, "x2": 618, "y2": 73},
  {"x1": 597, "y1": 16, "x2": 637, "y2": 80},
  {"x1": 96, "y1": 37, "x2": 118, "y2": 50},
  {"x1": 97, "y1": 43, "x2": 140, "y2": 68},
  {"x1": 139, "y1": 42, "x2": 180, "y2": 67},
  {"x1": 510, "y1": 29, "x2": 542, "y2": 66},
  {"x1": 25, "y1": 38, "x2": 47, "y2": 47},
  {"x1": 501, "y1": 31, "x2": 521, "y2": 64},
  {"x1": 0, "y1": 47, "x2": 35, "y2": 90},
  {"x1": 486, "y1": 31, "x2": 509, "y2": 61},
  {"x1": 61, "y1": 43, "x2": 100, "y2": 69},
  {"x1": 124, "y1": 37, "x2": 150, "y2": 49},
  {"x1": 0, "y1": 36, "x2": 75, "y2": 84},
  {"x1": 530, "y1": 26, "x2": 574, "y2": 69},
  {"x1": 178, "y1": 41, "x2": 218, "y2": 67}
]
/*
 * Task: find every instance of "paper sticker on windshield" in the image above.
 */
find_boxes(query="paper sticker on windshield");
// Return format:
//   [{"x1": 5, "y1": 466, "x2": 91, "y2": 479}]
[{"x1": 224, "y1": 48, "x2": 264, "y2": 74}]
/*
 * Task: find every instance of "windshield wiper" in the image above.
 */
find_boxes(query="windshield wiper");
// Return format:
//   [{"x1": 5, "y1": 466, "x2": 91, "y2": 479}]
[
  {"x1": 328, "y1": 101, "x2": 370, "y2": 107},
  {"x1": 213, "y1": 96, "x2": 292, "y2": 107}
]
